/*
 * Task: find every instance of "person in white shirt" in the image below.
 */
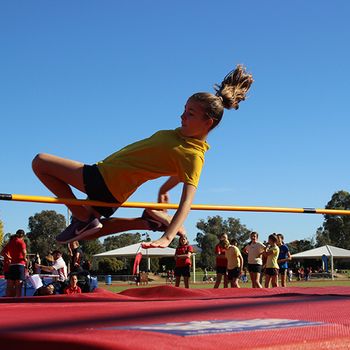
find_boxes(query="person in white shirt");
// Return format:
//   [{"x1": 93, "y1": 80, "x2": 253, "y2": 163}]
[
  {"x1": 36, "y1": 250, "x2": 68, "y2": 292},
  {"x1": 243, "y1": 232, "x2": 265, "y2": 288}
]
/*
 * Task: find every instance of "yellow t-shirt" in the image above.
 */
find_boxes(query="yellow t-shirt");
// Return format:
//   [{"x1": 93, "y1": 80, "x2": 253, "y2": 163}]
[
  {"x1": 266, "y1": 245, "x2": 280, "y2": 269},
  {"x1": 97, "y1": 128, "x2": 210, "y2": 202},
  {"x1": 225, "y1": 246, "x2": 242, "y2": 270}
]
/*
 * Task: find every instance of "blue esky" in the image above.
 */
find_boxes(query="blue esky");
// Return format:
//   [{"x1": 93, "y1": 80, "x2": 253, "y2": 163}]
[{"x1": 0, "y1": 1, "x2": 349, "y2": 245}]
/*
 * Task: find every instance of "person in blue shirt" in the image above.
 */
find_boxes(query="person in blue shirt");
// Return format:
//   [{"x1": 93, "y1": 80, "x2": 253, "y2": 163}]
[{"x1": 277, "y1": 233, "x2": 292, "y2": 287}]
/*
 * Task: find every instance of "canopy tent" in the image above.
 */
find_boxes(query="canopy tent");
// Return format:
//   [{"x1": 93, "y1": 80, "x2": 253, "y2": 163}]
[
  {"x1": 292, "y1": 245, "x2": 350, "y2": 280},
  {"x1": 93, "y1": 243, "x2": 197, "y2": 282},
  {"x1": 94, "y1": 243, "x2": 176, "y2": 259},
  {"x1": 94, "y1": 243, "x2": 175, "y2": 272}
]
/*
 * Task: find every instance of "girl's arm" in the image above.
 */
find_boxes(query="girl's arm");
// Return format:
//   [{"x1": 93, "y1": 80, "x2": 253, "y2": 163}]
[
  {"x1": 157, "y1": 176, "x2": 180, "y2": 205},
  {"x1": 278, "y1": 251, "x2": 292, "y2": 263},
  {"x1": 144, "y1": 183, "x2": 196, "y2": 248},
  {"x1": 264, "y1": 246, "x2": 274, "y2": 256},
  {"x1": 242, "y1": 244, "x2": 250, "y2": 255},
  {"x1": 177, "y1": 253, "x2": 192, "y2": 258},
  {"x1": 238, "y1": 255, "x2": 244, "y2": 272},
  {"x1": 164, "y1": 183, "x2": 195, "y2": 239}
]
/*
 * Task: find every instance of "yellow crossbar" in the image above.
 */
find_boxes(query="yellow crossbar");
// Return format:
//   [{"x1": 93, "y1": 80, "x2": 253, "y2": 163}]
[{"x1": 1, "y1": 193, "x2": 350, "y2": 216}]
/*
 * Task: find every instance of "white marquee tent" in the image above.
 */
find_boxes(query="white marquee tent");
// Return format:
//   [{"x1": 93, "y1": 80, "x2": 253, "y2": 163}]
[
  {"x1": 94, "y1": 243, "x2": 175, "y2": 271},
  {"x1": 292, "y1": 245, "x2": 350, "y2": 280},
  {"x1": 93, "y1": 243, "x2": 198, "y2": 281}
]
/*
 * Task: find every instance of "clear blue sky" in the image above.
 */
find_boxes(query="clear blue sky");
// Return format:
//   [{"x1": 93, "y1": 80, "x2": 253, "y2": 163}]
[{"x1": 0, "y1": 1, "x2": 349, "y2": 245}]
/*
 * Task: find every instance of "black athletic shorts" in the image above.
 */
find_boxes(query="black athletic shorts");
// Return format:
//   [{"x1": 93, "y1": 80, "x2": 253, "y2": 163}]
[
  {"x1": 227, "y1": 267, "x2": 240, "y2": 280},
  {"x1": 265, "y1": 268, "x2": 279, "y2": 276},
  {"x1": 216, "y1": 266, "x2": 227, "y2": 274},
  {"x1": 8, "y1": 265, "x2": 25, "y2": 281},
  {"x1": 83, "y1": 164, "x2": 120, "y2": 218},
  {"x1": 279, "y1": 267, "x2": 287, "y2": 275},
  {"x1": 174, "y1": 266, "x2": 191, "y2": 277},
  {"x1": 248, "y1": 264, "x2": 263, "y2": 273}
]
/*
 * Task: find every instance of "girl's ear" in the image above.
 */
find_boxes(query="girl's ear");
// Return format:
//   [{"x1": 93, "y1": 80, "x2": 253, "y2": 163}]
[{"x1": 206, "y1": 118, "x2": 214, "y2": 130}]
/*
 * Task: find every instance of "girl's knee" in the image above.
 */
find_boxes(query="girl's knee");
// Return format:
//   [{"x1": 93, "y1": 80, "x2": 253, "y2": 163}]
[{"x1": 32, "y1": 153, "x2": 49, "y2": 172}]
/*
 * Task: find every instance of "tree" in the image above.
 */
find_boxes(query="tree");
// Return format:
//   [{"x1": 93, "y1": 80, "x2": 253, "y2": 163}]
[
  {"x1": 316, "y1": 191, "x2": 350, "y2": 249},
  {"x1": 315, "y1": 226, "x2": 331, "y2": 247},
  {"x1": 139, "y1": 257, "x2": 159, "y2": 273},
  {"x1": 195, "y1": 215, "x2": 251, "y2": 269},
  {"x1": 98, "y1": 258, "x2": 124, "y2": 273},
  {"x1": 288, "y1": 239, "x2": 315, "y2": 255},
  {"x1": 103, "y1": 232, "x2": 142, "y2": 251},
  {"x1": 80, "y1": 239, "x2": 104, "y2": 264},
  {"x1": 27, "y1": 210, "x2": 67, "y2": 256},
  {"x1": 101, "y1": 233, "x2": 142, "y2": 272}
]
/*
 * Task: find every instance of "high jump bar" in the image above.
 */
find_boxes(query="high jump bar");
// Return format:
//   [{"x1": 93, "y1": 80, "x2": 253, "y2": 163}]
[{"x1": 0, "y1": 193, "x2": 349, "y2": 216}]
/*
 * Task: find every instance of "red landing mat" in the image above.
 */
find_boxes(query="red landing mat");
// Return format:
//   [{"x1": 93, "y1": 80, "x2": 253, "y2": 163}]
[{"x1": 1, "y1": 286, "x2": 350, "y2": 350}]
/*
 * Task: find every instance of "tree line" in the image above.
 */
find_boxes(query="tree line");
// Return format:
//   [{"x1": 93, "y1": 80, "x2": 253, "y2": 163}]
[{"x1": 1, "y1": 190, "x2": 350, "y2": 273}]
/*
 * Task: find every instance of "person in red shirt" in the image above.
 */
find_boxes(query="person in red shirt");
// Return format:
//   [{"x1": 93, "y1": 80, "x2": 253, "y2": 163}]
[
  {"x1": 64, "y1": 274, "x2": 82, "y2": 295},
  {"x1": 1, "y1": 236, "x2": 13, "y2": 296},
  {"x1": 214, "y1": 233, "x2": 229, "y2": 288},
  {"x1": 1, "y1": 230, "x2": 27, "y2": 297},
  {"x1": 174, "y1": 236, "x2": 193, "y2": 288}
]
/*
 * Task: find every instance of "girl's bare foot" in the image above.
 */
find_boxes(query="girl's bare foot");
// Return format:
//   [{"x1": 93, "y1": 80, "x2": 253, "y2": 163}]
[
  {"x1": 143, "y1": 209, "x2": 186, "y2": 237},
  {"x1": 142, "y1": 235, "x2": 172, "y2": 249},
  {"x1": 144, "y1": 209, "x2": 172, "y2": 226}
]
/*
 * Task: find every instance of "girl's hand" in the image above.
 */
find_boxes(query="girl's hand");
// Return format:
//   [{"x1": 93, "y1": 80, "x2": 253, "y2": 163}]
[{"x1": 159, "y1": 192, "x2": 170, "y2": 204}]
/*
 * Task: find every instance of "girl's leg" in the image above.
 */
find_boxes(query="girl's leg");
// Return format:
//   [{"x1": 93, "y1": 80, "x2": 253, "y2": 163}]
[
  {"x1": 32, "y1": 153, "x2": 91, "y2": 221},
  {"x1": 214, "y1": 273, "x2": 223, "y2": 288},
  {"x1": 144, "y1": 209, "x2": 186, "y2": 237},
  {"x1": 15, "y1": 280, "x2": 23, "y2": 297},
  {"x1": 184, "y1": 276, "x2": 189, "y2": 289},
  {"x1": 233, "y1": 278, "x2": 240, "y2": 288},
  {"x1": 255, "y1": 273, "x2": 263, "y2": 288},
  {"x1": 249, "y1": 272, "x2": 256, "y2": 288},
  {"x1": 223, "y1": 273, "x2": 228, "y2": 288},
  {"x1": 280, "y1": 270, "x2": 287, "y2": 287},
  {"x1": 175, "y1": 276, "x2": 181, "y2": 287},
  {"x1": 265, "y1": 275, "x2": 271, "y2": 288},
  {"x1": 86, "y1": 218, "x2": 151, "y2": 240},
  {"x1": 6, "y1": 280, "x2": 15, "y2": 297},
  {"x1": 272, "y1": 275, "x2": 279, "y2": 288}
]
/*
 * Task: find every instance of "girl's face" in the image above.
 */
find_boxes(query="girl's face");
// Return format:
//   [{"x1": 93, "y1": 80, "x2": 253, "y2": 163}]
[
  {"x1": 250, "y1": 233, "x2": 258, "y2": 242},
  {"x1": 70, "y1": 275, "x2": 78, "y2": 287},
  {"x1": 220, "y1": 234, "x2": 228, "y2": 241},
  {"x1": 180, "y1": 99, "x2": 213, "y2": 139},
  {"x1": 180, "y1": 236, "x2": 188, "y2": 245},
  {"x1": 268, "y1": 238, "x2": 276, "y2": 246}
]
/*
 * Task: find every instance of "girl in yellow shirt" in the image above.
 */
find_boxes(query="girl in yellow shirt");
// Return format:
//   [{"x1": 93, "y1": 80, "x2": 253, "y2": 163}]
[
  {"x1": 264, "y1": 234, "x2": 280, "y2": 288},
  {"x1": 32, "y1": 65, "x2": 253, "y2": 247}
]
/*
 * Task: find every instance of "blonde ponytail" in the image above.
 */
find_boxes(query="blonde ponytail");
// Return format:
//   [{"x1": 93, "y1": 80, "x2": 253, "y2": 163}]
[
  {"x1": 190, "y1": 64, "x2": 253, "y2": 130},
  {"x1": 215, "y1": 65, "x2": 254, "y2": 110}
]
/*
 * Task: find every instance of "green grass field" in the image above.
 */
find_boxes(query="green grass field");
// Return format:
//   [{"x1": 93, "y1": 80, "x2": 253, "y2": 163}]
[{"x1": 100, "y1": 279, "x2": 350, "y2": 294}]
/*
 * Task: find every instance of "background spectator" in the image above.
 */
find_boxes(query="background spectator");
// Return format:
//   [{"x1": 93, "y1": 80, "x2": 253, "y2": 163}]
[
  {"x1": 214, "y1": 233, "x2": 229, "y2": 289},
  {"x1": 68, "y1": 241, "x2": 84, "y2": 273},
  {"x1": 277, "y1": 233, "x2": 292, "y2": 287},
  {"x1": 243, "y1": 232, "x2": 265, "y2": 288},
  {"x1": 36, "y1": 250, "x2": 67, "y2": 293},
  {"x1": 64, "y1": 274, "x2": 82, "y2": 294},
  {"x1": 174, "y1": 236, "x2": 193, "y2": 288},
  {"x1": 1, "y1": 230, "x2": 27, "y2": 297}
]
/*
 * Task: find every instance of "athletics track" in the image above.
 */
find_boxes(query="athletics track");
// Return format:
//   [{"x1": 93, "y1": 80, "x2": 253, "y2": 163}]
[{"x1": 1, "y1": 286, "x2": 350, "y2": 350}]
